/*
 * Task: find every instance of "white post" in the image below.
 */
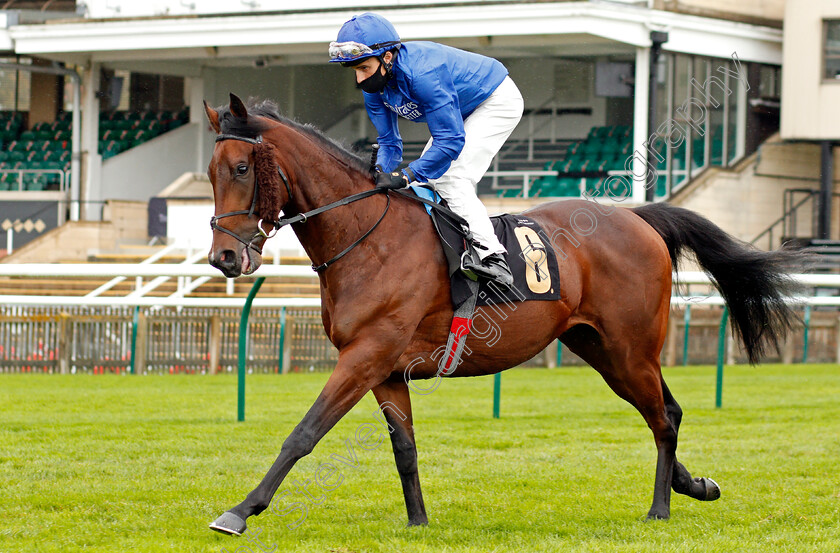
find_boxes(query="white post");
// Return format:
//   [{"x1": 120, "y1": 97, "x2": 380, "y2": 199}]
[
  {"x1": 81, "y1": 61, "x2": 102, "y2": 221},
  {"x1": 735, "y1": 67, "x2": 747, "y2": 161},
  {"x1": 187, "y1": 76, "x2": 206, "y2": 172},
  {"x1": 6, "y1": 228, "x2": 11, "y2": 255},
  {"x1": 70, "y1": 72, "x2": 82, "y2": 221},
  {"x1": 632, "y1": 46, "x2": 651, "y2": 204}
]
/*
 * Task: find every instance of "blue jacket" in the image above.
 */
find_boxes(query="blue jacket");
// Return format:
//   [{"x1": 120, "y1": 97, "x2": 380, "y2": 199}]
[{"x1": 364, "y1": 41, "x2": 508, "y2": 182}]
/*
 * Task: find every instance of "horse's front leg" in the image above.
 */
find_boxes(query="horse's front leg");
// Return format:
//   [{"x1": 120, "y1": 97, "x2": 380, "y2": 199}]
[{"x1": 209, "y1": 341, "x2": 394, "y2": 536}]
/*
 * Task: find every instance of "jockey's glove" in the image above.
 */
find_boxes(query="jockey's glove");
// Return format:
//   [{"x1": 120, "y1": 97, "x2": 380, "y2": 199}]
[{"x1": 375, "y1": 170, "x2": 409, "y2": 190}]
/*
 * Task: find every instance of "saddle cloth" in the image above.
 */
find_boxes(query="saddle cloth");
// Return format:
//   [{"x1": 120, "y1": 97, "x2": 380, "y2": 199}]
[{"x1": 408, "y1": 185, "x2": 562, "y2": 309}]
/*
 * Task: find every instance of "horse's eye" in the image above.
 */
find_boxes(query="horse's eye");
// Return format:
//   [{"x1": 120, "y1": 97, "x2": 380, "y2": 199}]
[{"x1": 236, "y1": 164, "x2": 249, "y2": 176}]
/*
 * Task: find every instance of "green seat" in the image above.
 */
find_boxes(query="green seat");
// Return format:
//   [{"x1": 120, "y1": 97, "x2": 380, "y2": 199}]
[
  {"x1": 19, "y1": 130, "x2": 37, "y2": 141},
  {"x1": 531, "y1": 176, "x2": 558, "y2": 196},
  {"x1": 496, "y1": 188, "x2": 521, "y2": 198},
  {"x1": 585, "y1": 177, "x2": 605, "y2": 194},
  {"x1": 581, "y1": 141, "x2": 602, "y2": 156},
  {"x1": 606, "y1": 157, "x2": 628, "y2": 172},
  {"x1": 23, "y1": 172, "x2": 45, "y2": 190}
]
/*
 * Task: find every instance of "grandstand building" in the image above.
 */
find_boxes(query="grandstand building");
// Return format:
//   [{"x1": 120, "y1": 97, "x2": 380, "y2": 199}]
[{"x1": 0, "y1": 0, "x2": 836, "y2": 259}]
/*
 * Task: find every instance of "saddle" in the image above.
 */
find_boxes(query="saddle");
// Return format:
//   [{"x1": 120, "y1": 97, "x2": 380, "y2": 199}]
[
  {"x1": 399, "y1": 184, "x2": 563, "y2": 375},
  {"x1": 401, "y1": 185, "x2": 562, "y2": 309}
]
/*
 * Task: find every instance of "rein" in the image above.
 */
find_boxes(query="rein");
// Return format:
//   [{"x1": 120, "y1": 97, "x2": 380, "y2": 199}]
[
  {"x1": 211, "y1": 132, "x2": 392, "y2": 272},
  {"x1": 263, "y1": 187, "x2": 391, "y2": 272}
]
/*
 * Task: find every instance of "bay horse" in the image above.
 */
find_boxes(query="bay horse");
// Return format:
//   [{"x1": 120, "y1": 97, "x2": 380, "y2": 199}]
[{"x1": 204, "y1": 94, "x2": 801, "y2": 536}]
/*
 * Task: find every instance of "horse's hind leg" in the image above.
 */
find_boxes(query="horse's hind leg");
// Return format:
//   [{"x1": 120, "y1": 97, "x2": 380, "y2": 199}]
[
  {"x1": 661, "y1": 380, "x2": 721, "y2": 502},
  {"x1": 372, "y1": 377, "x2": 428, "y2": 526},
  {"x1": 562, "y1": 324, "x2": 677, "y2": 519}
]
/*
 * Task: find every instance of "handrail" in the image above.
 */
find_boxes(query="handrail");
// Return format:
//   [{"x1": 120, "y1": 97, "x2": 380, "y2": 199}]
[
  {"x1": 496, "y1": 95, "x2": 561, "y2": 165},
  {"x1": 0, "y1": 169, "x2": 67, "y2": 192},
  {"x1": 750, "y1": 189, "x2": 840, "y2": 248},
  {"x1": 87, "y1": 242, "x2": 187, "y2": 298},
  {"x1": 0, "y1": 263, "x2": 315, "y2": 277},
  {"x1": 126, "y1": 250, "x2": 207, "y2": 298},
  {"x1": 1, "y1": 268, "x2": 839, "y2": 307},
  {"x1": 750, "y1": 191, "x2": 815, "y2": 247}
]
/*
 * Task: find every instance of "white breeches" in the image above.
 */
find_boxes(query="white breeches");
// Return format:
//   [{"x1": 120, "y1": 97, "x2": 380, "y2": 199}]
[{"x1": 424, "y1": 76, "x2": 524, "y2": 258}]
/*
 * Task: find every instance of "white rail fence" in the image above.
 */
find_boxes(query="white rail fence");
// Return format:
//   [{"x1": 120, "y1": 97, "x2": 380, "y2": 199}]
[
  {"x1": 1, "y1": 266, "x2": 839, "y2": 307},
  {"x1": 1, "y1": 265, "x2": 839, "y2": 374}
]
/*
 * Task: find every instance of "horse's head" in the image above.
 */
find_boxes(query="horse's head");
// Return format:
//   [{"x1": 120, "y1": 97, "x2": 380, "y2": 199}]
[{"x1": 204, "y1": 94, "x2": 288, "y2": 277}]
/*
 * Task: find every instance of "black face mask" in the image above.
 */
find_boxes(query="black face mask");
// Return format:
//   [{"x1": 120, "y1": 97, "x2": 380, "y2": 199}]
[{"x1": 356, "y1": 59, "x2": 390, "y2": 94}]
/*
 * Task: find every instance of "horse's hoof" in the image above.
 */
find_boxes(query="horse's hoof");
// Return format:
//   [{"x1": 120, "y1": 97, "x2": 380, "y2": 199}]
[
  {"x1": 209, "y1": 511, "x2": 247, "y2": 536},
  {"x1": 646, "y1": 509, "x2": 670, "y2": 521},
  {"x1": 698, "y1": 477, "x2": 721, "y2": 501}
]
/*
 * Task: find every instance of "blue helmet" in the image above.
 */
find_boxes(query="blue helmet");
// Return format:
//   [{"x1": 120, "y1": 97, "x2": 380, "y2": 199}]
[{"x1": 328, "y1": 13, "x2": 401, "y2": 65}]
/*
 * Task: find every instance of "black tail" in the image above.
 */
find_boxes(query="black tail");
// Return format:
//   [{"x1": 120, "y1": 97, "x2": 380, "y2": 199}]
[{"x1": 633, "y1": 202, "x2": 805, "y2": 364}]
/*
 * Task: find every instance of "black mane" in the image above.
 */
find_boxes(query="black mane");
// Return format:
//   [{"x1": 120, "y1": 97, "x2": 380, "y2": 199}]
[{"x1": 216, "y1": 98, "x2": 369, "y2": 174}]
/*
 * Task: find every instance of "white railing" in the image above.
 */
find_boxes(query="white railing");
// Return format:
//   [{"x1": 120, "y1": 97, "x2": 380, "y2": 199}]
[
  {"x1": 671, "y1": 271, "x2": 840, "y2": 306},
  {"x1": 485, "y1": 170, "x2": 557, "y2": 198},
  {"x1": 0, "y1": 263, "x2": 320, "y2": 308},
  {"x1": 1, "y1": 266, "x2": 839, "y2": 307},
  {"x1": 0, "y1": 169, "x2": 67, "y2": 192}
]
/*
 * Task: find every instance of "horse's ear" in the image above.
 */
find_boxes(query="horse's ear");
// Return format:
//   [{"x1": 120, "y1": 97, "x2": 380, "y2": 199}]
[
  {"x1": 229, "y1": 93, "x2": 248, "y2": 119},
  {"x1": 203, "y1": 101, "x2": 221, "y2": 133}
]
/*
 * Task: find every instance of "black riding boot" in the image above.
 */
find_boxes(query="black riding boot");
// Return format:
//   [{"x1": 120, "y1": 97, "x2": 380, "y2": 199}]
[{"x1": 463, "y1": 252, "x2": 514, "y2": 288}]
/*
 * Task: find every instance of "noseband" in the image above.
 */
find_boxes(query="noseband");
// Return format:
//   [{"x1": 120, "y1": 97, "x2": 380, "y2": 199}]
[{"x1": 209, "y1": 133, "x2": 292, "y2": 256}]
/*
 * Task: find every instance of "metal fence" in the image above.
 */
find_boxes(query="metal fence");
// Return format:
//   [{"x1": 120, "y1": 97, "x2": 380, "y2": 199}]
[
  {"x1": 0, "y1": 305, "x2": 338, "y2": 374},
  {"x1": 2, "y1": 303, "x2": 839, "y2": 374}
]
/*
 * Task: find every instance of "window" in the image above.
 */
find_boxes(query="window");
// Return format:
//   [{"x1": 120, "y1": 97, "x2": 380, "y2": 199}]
[
  {"x1": 0, "y1": 56, "x2": 31, "y2": 111},
  {"x1": 825, "y1": 20, "x2": 840, "y2": 81}
]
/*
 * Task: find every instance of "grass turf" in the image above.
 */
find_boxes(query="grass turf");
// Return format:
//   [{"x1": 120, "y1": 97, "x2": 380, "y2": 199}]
[{"x1": 0, "y1": 364, "x2": 838, "y2": 552}]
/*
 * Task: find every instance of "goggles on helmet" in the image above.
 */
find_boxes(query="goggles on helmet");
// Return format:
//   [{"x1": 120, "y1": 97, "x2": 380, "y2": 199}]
[
  {"x1": 329, "y1": 40, "x2": 401, "y2": 64},
  {"x1": 329, "y1": 41, "x2": 374, "y2": 61}
]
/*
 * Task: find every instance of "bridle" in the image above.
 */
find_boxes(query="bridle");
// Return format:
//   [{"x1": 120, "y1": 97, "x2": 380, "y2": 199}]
[
  {"x1": 210, "y1": 134, "x2": 294, "y2": 257},
  {"x1": 210, "y1": 132, "x2": 391, "y2": 272}
]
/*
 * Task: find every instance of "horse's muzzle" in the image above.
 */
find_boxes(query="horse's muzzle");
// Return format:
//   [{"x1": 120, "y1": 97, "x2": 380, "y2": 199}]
[{"x1": 209, "y1": 248, "x2": 243, "y2": 278}]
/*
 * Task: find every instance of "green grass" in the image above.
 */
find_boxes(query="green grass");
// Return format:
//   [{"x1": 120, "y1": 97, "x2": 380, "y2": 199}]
[{"x1": 0, "y1": 364, "x2": 838, "y2": 552}]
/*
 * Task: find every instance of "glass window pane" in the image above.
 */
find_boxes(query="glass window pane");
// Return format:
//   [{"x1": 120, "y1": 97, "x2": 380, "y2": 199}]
[
  {"x1": 651, "y1": 53, "x2": 671, "y2": 196},
  {"x1": 710, "y1": 59, "x2": 727, "y2": 166},
  {"x1": 826, "y1": 20, "x2": 840, "y2": 80},
  {"x1": 0, "y1": 57, "x2": 30, "y2": 112},
  {"x1": 672, "y1": 54, "x2": 690, "y2": 189},
  {"x1": 691, "y1": 57, "x2": 709, "y2": 173}
]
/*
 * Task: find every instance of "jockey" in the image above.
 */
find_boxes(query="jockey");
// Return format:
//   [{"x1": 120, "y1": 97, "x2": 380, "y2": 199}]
[{"x1": 329, "y1": 12, "x2": 524, "y2": 288}]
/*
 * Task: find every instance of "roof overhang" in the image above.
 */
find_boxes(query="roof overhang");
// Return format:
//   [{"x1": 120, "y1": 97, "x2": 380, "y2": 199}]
[{"x1": 8, "y1": 2, "x2": 783, "y2": 69}]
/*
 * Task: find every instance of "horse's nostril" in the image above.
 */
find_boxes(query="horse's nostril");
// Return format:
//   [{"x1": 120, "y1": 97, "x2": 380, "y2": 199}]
[{"x1": 220, "y1": 250, "x2": 236, "y2": 265}]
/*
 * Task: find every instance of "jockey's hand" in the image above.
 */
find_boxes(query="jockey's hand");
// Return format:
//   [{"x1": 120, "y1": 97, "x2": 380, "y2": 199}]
[{"x1": 375, "y1": 170, "x2": 409, "y2": 190}]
